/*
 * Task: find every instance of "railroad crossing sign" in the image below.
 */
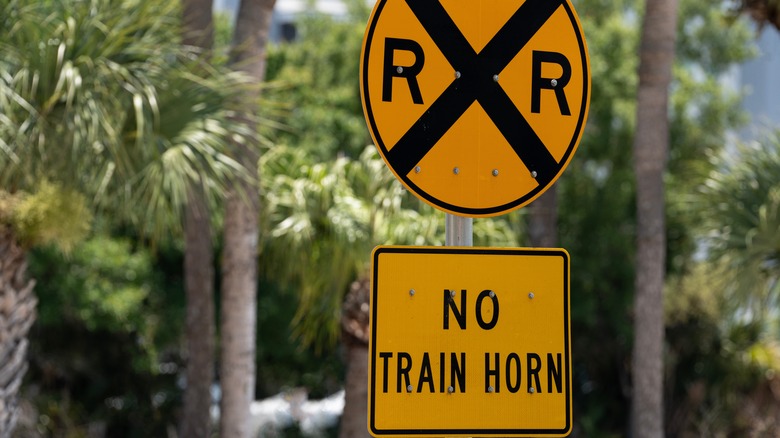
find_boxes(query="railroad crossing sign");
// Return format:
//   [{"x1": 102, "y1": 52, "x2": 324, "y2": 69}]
[
  {"x1": 360, "y1": 0, "x2": 590, "y2": 217},
  {"x1": 368, "y1": 246, "x2": 572, "y2": 437}
]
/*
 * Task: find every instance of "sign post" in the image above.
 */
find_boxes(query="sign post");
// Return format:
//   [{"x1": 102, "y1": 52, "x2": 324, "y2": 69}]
[
  {"x1": 360, "y1": 0, "x2": 590, "y2": 436},
  {"x1": 445, "y1": 214, "x2": 472, "y2": 247}
]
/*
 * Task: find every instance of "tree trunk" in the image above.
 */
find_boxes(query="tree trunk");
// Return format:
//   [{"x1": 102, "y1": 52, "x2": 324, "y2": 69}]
[
  {"x1": 0, "y1": 227, "x2": 36, "y2": 438},
  {"x1": 180, "y1": 3, "x2": 216, "y2": 438},
  {"x1": 181, "y1": 0, "x2": 214, "y2": 50},
  {"x1": 220, "y1": 177, "x2": 259, "y2": 438},
  {"x1": 527, "y1": 188, "x2": 558, "y2": 247},
  {"x1": 181, "y1": 189, "x2": 216, "y2": 438},
  {"x1": 341, "y1": 344, "x2": 370, "y2": 438},
  {"x1": 340, "y1": 277, "x2": 371, "y2": 438},
  {"x1": 220, "y1": 1, "x2": 275, "y2": 437},
  {"x1": 631, "y1": 0, "x2": 678, "y2": 437}
]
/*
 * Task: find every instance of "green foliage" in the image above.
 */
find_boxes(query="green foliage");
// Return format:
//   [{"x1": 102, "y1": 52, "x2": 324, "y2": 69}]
[
  {"x1": 261, "y1": 143, "x2": 521, "y2": 349},
  {"x1": 26, "y1": 234, "x2": 183, "y2": 437},
  {"x1": 664, "y1": 262, "x2": 780, "y2": 435},
  {"x1": 699, "y1": 131, "x2": 780, "y2": 319},
  {"x1": 256, "y1": 279, "x2": 344, "y2": 399},
  {"x1": 265, "y1": 9, "x2": 371, "y2": 160},
  {"x1": 213, "y1": 11, "x2": 236, "y2": 61},
  {"x1": 0, "y1": 0, "x2": 182, "y2": 187},
  {"x1": 7, "y1": 182, "x2": 92, "y2": 252},
  {"x1": 260, "y1": 145, "x2": 405, "y2": 347},
  {"x1": 120, "y1": 63, "x2": 258, "y2": 239},
  {"x1": 0, "y1": 0, "x2": 258, "y2": 240},
  {"x1": 261, "y1": 8, "x2": 522, "y2": 352},
  {"x1": 34, "y1": 236, "x2": 155, "y2": 334},
  {"x1": 0, "y1": 0, "x2": 262, "y2": 435},
  {"x1": 677, "y1": 0, "x2": 756, "y2": 73}
]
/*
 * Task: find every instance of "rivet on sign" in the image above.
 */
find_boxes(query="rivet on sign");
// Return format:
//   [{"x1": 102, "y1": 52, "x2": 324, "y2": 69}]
[
  {"x1": 493, "y1": 74, "x2": 499, "y2": 82},
  {"x1": 397, "y1": 66, "x2": 404, "y2": 74},
  {"x1": 409, "y1": 289, "x2": 415, "y2": 296},
  {"x1": 529, "y1": 292, "x2": 535, "y2": 299},
  {"x1": 492, "y1": 169, "x2": 499, "y2": 177},
  {"x1": 531, "y1": 170, "x2": 538, "y2": 178},
  {"x1": 450, "y1": 289, "x2": 457, "y2": 297},
  {"x1": 455, "y1": 71, "x2": 461, "y2": 79},
  {"x1": 414, "y1": 166, "x2": 421, "y2": 173},
  {"x1": 407, "y1": 385, "x2": 413, "y2": 392},
  {"x1": 529, "y1": 387, "x2": 536, "y2": 394},
  {"x1": 453, "y1": 167, "x2": 460, "y2": 175},
  {"x1": 448, "y1": 386, "x2": 455, "y2": 393},
  {"x1": 551, "y1": 78, "x2": 558, "y2": 87},
  {"x1": 487, "y1": 386, "x2": 495, "y2": 393},
  {"x1": 489, "y1": 290, "x2": 495, "y2": 298}
]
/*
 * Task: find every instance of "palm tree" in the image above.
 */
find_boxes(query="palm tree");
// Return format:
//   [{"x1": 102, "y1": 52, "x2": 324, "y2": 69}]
[
  {"x1": 0, "y1": 1, "x2": 254, "y2": 435},
  {"x1": 631, "y1": 0, "x2": 679, "y2": 436},
  {"x1": 219, "y1": 1, "x2": 277, "y2": 436},
  {"x1": 180, "y1": 1, "x2": 218, "y2": 437},
  {"x1": 0, "y1": 224, "x2": 36, "y2": 436},
  {"x1": 700, "y1": 133, "x2": 780, "y2": 321}
]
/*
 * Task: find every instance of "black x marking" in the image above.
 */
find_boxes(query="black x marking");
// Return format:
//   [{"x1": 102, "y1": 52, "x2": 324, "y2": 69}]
[{"x1": 383, "y1": 0, "x2": 566, "y2": 187}]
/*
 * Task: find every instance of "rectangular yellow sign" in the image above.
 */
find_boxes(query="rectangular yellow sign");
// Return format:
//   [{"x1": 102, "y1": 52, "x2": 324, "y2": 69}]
[{"x1": 368, "y1": 246, "x2": 571, "y2": 437}]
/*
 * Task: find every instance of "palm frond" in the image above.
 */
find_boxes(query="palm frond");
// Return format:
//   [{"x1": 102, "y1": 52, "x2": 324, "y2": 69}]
[
  {"x1": 262, "y1": 144, "x2": 529, "y2": 348},
  {"x1": 0, "y1": 0, "x2": 267, "y2": 239},
  {"x1": 699, "y1": 130, "x2": 780, "y2": 317}
]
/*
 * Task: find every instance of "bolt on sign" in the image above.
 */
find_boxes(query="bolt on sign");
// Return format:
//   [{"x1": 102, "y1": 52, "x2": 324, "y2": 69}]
[
  {"x1": 368, "y1": 246, "x2": 571, "y2": 437},
  {"x1": 360, "y1": 0, "x2": 590, "y2": 217}
]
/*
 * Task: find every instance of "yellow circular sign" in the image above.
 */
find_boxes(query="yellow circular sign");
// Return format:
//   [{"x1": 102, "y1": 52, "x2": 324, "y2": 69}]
[{"x1": 360, "y1": 0, "x2": 590, "y2": 217}]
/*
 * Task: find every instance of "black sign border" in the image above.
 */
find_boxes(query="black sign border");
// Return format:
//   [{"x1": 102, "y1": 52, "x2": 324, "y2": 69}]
[
  {"x1": 369, "y1": 246, "x2": 572, "y2": 436},
  {"x1": 361, "y1": 0, "x2": 590, "y2": 217}
]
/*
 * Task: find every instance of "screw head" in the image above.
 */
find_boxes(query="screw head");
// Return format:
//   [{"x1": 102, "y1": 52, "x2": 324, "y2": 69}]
[
  {"x1": 489, "y1": 290, "x2": 495, "y2": 298},
  {"x1": 409, "y1": 289, "x2": 415, "y2": 296},
  {"x1": 528, "y1": 292, "x2": 535, "y2": 299},
  {"x1": 448, "y1": 386, "x2": 455, "y2": 393},
  {"x1": 450, "y1": 290, "x2": 456, "y2": 297},
  {"x1": 453, "y1": 167, "x2": 460, "y2": 175},
  {"x1": 492, "y1": 169, "x2": 499, "y2": 177},
  {"x1": 414, "y1": 166, "x2": 421, "y2": 173},
  {"x1": 455, "y1": 71, "x2": 461, "y2": 79},
  {"x1": 551, "y1": 78, "x2": 558, "y2": 87},
  {"x1": 396, "y1": 66, "x2": 404, "y2": 74},
  {"x1": 531, "y1": 170, "x2": 538, "y2": 178},
  {"x1": 407, "y1": 385, "x2": 413, "y2": 392},
  {"x1": 529, "y1": 387, "x2": 536, "y2": 394},
  {"x1": 493, "y1": 74, "x2": 499, "y2": 82},
  {"x1": 487, "y1": 386, "x2": 495, "y2": 393}
]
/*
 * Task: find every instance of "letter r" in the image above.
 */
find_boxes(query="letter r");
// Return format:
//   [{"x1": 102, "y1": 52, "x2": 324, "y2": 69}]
[
  {"x1": 531, "y1": 50, "x2": 571, "y2": 115},
  {"x1": 383, "y1": 38, "x2": 425, "y2": 104}
]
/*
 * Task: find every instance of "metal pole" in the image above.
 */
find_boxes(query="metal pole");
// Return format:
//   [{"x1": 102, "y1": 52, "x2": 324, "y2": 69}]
[
  {"x1": 445, "y1": 214, "x2": 473, "y2": 247},
  {"x1": 444, "y1": 215, "x2": 473, "y2": 438}
]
